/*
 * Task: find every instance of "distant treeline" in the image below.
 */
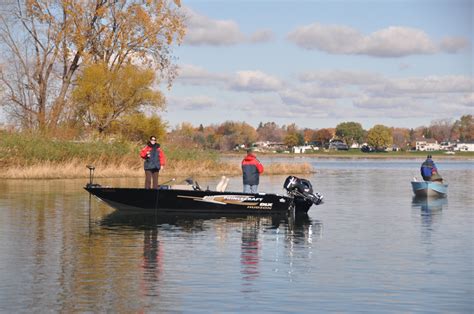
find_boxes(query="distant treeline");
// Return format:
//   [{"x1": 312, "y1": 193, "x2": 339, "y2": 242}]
[{"x1": 167, "y1": 115, "x2": 473, "y2": 151}]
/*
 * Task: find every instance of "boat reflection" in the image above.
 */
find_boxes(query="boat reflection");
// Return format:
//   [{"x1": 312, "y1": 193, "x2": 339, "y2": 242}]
[
  {"x1": 99, "y1": 211, "x2": 320, "y2": 296},
  {"x1": 99, "y1": 211, "x2": 320, "y2": 247},
  {"x1": 412, "y1": 196, "x2": 447, "y2": 230},
  {"x1": 412, "y1": 195, "x2": 447, "y2": 213}
]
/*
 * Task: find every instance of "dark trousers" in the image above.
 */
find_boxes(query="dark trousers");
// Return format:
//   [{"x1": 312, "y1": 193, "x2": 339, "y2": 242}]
[{"x1": 145, "y1": 169, "x2": 160, "y2": 189}]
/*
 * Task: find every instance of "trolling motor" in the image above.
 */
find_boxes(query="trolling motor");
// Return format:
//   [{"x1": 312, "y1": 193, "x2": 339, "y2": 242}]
[
  {"x1": 284, "y1": 176, "x2": 323, "y2": 205},
  {"x1": 86, "y1": 165, "x2": 101, "y2": 188}
]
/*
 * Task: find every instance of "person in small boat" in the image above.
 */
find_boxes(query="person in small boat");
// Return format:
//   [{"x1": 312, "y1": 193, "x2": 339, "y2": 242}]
[
  {"x1": 140, "y1": 136, "x2": 166, "y2": 189},
  {"x1": 241, "y1": 149, "x2": 264, "y2": 193},
  {"x1": 420, "y1": 154, "x2": 443, "y2": 182}
]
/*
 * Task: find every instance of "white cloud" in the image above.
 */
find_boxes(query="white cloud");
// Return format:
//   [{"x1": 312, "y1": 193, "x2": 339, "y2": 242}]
[
  {"x1": 182, "y1": 7, "x2": 273, "y2": 46},
  {"x1": 167, "y1": 95, "x2": 217, "y2": 110},
  {"x1": 248, "y1": 29, "x2": 274, "y2": 43},
  {"x1": 439, "y1": 36, "x2": 471, "y2": 53},
  {"x1": 287, "y1": 23, "x2": 362, "y2": 54},
  {"x1": 287, "y1": 23, "x2": 444, "y2": 57},
  {"x1": 458, "y1": 93, "x2": 474, "y2": 107},
  {"x1": 366, "y1": 75, "x2": 473, "y2": 96},
  {"x1": 362, "y1": 26, "x2": 437, "y2": 57},
  {"x1": 230, "y1": 70, "x2": 283, "y2": 92},
  {"x1": 299, "y1": 70, "x2": 386, "y2": 86},
  {"x1": 172, "y1": 64, "x2": 473, "y2": 122},
  {"x1": 175, "y1": 64, "x2": 229, "y2": 85},
  {"x1": 183, "y1": 7, "x2": 244, "y2": 45}
]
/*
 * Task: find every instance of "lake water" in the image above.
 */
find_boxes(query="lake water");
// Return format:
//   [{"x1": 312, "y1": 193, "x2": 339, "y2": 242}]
[{"x1": 0, "y1": 158, "x2": 473, "y2": 312}]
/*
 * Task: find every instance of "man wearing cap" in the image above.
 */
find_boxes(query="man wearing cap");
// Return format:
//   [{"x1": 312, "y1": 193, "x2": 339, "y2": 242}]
[{"x1": 241, "y1": 149, "x2": 264, "y2": 193}]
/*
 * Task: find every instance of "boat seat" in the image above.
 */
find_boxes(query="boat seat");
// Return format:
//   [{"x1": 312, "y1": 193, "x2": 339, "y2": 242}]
[
  {"x1": 170, "y1": 184, "x2": 195, "y2": 190},
  {"x1": 216, "y1": 176, "x2": 230, "y2": 192}
]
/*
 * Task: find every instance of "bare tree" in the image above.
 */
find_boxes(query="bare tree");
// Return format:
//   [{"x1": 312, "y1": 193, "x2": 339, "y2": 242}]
[
  {"x1": 0, "y1": 0, "x2": 184, "y2": 131},
  {"x1": 429, "y1": 119, "x2": 454, "y2": 142}
]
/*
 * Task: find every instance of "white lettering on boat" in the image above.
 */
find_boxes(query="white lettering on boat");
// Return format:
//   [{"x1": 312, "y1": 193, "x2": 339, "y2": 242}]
[{"x1": 202, "y1": 195, "x2": 264, "y2": 202}]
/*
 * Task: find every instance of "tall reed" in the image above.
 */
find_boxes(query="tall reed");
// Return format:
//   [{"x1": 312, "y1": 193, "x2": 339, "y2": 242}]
[{"x1": 0, "y1": 131, "x2": 313, "y2": 179}]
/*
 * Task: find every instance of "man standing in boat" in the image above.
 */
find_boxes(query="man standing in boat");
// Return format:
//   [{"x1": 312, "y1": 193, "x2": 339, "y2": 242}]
[
  {"x1": 420, "y1": 155, "x2": 442, "y2": 182},
  {"x1": 140, "y1": 136, "x2": 166, "y2": 189},
  {"x1": 241, "y1": 149, "x2": 264, "y2": 193}
]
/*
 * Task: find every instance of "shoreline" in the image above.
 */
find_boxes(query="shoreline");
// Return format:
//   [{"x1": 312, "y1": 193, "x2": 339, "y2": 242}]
[
  {"x1": 223, "y1": 152, "x2": 474, "y2": 160},
  {"x1": 1, "y1": 153, "x2": 471, "y2": 179}
]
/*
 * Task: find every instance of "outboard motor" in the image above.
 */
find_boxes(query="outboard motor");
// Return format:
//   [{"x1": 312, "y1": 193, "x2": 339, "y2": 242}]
[{"x1": 284, "y1": 176, "x2": 323, "y2": 206}]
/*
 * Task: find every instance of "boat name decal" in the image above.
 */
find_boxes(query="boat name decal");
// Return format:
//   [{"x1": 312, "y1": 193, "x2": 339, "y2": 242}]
[
  {"x1": 177, "y1": 194, "x2": 268, "y2": 206},
  {"x1": 203, "y1": 195, "x2": 264, "y2": 202}
]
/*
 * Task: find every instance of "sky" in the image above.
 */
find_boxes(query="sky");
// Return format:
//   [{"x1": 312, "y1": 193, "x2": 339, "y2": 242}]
[{"x1": 161, "y1": 0, "x2": 473, "y2": 130}]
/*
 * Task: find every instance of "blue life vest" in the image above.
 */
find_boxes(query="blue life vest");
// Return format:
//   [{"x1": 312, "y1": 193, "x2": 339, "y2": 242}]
[
  {"x1": 420, "y1": 159, "x2": 434, "y2": 178},
  {"x1": 421, "y1": 166, "x2": 432, "y2": 177}
]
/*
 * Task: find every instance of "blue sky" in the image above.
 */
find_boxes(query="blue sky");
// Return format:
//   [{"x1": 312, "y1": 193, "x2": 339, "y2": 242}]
[{"x1": 162, "y1": 0, "x2": 473, "y2": 130}]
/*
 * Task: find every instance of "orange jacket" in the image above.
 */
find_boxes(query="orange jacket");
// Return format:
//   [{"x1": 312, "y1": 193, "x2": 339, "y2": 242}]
[{"x1": 140, "y1": 144, "x2": 166, "y2": 170}]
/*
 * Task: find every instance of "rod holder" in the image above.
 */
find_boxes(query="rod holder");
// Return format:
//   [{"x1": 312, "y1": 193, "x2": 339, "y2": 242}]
[{"x1": 86, "y1": 165, "x2": 95, "y2": 186}]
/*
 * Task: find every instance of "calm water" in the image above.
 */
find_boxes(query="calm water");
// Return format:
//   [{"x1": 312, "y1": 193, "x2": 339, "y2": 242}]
[{"x1": 0, "y1": 159, "x2": 473, "y2": 313}]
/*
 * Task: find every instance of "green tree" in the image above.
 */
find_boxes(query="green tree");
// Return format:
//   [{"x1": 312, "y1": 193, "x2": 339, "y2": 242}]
[
  {"x1": 335, "y1": 121, "x2": 364, "y2": 147},
  {"x1": 367, "y1": 125, "x2": 393, "y2": 150},
  {"x1": 73, "y1": 62, "x2": 164, "y2": 134}
]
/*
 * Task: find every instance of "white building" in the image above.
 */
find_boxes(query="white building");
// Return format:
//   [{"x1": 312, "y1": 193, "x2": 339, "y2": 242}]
[
  {"x1": 454, "y1": 142, "x2": 474, "y2": 152},
  {"x1": 293, "y1": 145, "x2": 316, "y2": 154},
  {"x1": 416, "y1": 139, "x2": 440, "y2": 151}
]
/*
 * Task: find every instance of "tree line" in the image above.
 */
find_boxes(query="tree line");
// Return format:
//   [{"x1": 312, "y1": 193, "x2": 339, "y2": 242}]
[
  {"x1": 0, "y1": 2, "x2": 472, "y2": 152},
  {"x1": 167, "y1": 115, "x2": 473, "y2": 151}
]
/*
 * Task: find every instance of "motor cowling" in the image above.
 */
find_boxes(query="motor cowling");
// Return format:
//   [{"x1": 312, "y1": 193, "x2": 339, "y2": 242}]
[{"x1": 284, "y1": 176, "x2": 323, "y2": 206}]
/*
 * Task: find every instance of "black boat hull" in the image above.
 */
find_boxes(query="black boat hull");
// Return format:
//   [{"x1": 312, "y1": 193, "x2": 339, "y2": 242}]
[{"x1": 84, "y1": 186, "x2": 309, "y2": 214}]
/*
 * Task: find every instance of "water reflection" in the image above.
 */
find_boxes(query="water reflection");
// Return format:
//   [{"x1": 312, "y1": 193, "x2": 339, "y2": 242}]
[
  {"x1": 141, "y1": 228, "x2": 162, "y2": 297},
  {"x1": 412, "y1": 196, "x2": 447, "y2": 217},
  {"x1": 99, "y1": 211, "x2": 321, "y2": 297},
  {"x1": 412, "y1": 196, "x2": 447, "y2": 245},
  {"x1": 241, "y1": 218, "x2": 260, "y2": 288}
]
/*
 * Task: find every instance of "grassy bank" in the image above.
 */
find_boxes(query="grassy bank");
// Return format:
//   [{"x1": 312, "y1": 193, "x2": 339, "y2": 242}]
[{"x1": 0, "y1": 131, "x2": 313, "y2": 179}]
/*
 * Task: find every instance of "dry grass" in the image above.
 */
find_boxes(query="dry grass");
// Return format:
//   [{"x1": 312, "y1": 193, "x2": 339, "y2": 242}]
[{"x1": 0, "y1": 159, "x2": 314, "y2": 179}]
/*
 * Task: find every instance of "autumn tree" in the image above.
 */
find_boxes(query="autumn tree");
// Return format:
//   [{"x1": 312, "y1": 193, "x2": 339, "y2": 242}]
[
  {"x1": 284, "y1": 132, "x2": 300, "y2": 147},
  {"x1": 453, "y1": 115, "x2": 474, "y2": 142},
  {"x1": 391, "y1": 127, "x2": 410, "y2": 150},
  {"x1": 111, "y1": 112, "x2": 167, "y2": 142},
  {"x1": 73, "y1": 62, "x2": 164, "y2": 134},
  {"x1": 0, "y1": 0, "x2": 184, "y2": 131},
  {"x1": 428, "y1": 119, "x2": 454, "y2": 142},
  {"x1": 367, "y1": 125, "x2": 393, "y2": 150},
  {"x1": 256, "y1": 121, "x2": 285, "y2": 142},
  {"x1": 281, "y1": 123, "x2": 302, "y2": 147},
  {"x1": 335, "y1": 121, "x2": 365, "y2": 147},
  {"x1": 313, "y1": 128, "x2": 333, "y2": 147},
  {"x1": 216, "y1": 121, "x2": 257, "y2": 150},
  {"x1": 303, "y1": 128, "x2": 316, "y2": 143}
]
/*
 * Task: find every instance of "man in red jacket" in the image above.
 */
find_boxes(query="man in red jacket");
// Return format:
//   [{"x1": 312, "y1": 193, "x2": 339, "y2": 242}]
[
  {"x1": 140, "y1": 136, "x2": 166, "y2": 189},
  {"x1": 241, "y1": 149, "x2": 264, "y2": 193}
]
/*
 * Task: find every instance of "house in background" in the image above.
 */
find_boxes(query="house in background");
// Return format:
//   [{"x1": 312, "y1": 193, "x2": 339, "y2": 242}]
[
  {"x1": 293, "y1": 145, "x2": 317, "y2": 154},
  {"x1": 454, "y1": 142, "x2": 474, "y2": 152},
  {"x1": 416, "y1": 138, "x2": 440, "y2": 151}
]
